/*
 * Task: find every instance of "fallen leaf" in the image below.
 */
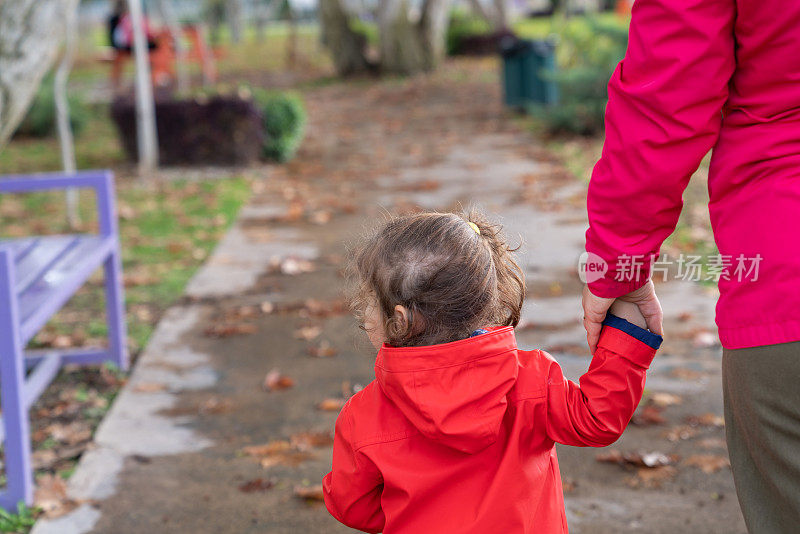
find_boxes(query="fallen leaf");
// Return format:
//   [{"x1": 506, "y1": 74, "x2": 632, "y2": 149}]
[
  {"x1": 290, "y1": 431, "x2": 334, "y2": 450},
  {"x1": 685, "y1": 413, "x2": 725, "y2": 427},
  {"x1": 242, "y1": 440, "x2": 313, "y2": 468},
  {"x1": 133, "y1": 382, "x2": 168, "y2": 393},
  {"x1": 263, "y1": 369, "x2": 295, "y2": 391},
  {"x1": 631, "y1": 405, "x2": 666, "y2": 426},
  {"x1": 317, "y1": 398, "x2": 346, "y2": 411},
  {"x1": 294, "y1": 484, "x2": 325, "y2": 501},
  {"x1": 204, "y1": 323, "x2": 257, "y2": 338},
  {"x1": 663, "y1": 425, "x2": 701, "y2": 442},
  {"x1": 238, "y1": 478, "x2": 275, "y2": 493},
  {"x1": 626, "y1": 466, "x2": 677, "y2": 489},
  {"x1": 596, "y1": 450, "x2": 675, "y2": 468},
  {"x1": 199, "y1": 396, "x2": 234, "y2": 415},
  {"x1": 270, "y1": 256, "x2": 316, "y2": 276},
  {"x1": 650, "y1": 392, "x2": 683, "y2": 407},
  {"x1": 684, "y1": 454, "x2": 730, "y2": 474},
  {"x1": 294, "y1": 326, "x2": 322, "y2": 341},
  {"x1": 308, "y1": 340, "x2": 338, "y2": 358},
  {"x1": 34, "y1": 474, "x2": 77, "y2": 519}
]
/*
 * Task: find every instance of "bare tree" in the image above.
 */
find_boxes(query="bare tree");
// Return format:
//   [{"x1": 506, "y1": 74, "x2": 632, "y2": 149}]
[
  {"x1": 127, "y1": 0, "x2": 159, "y2": 173},
  {"x1": 0, "y1": 1, "x2": 66, "y2": 149},
  {"x1": 319, "y1": 0, "x2": 371, "y2": 75},
  {"x1": 227, "y1": 0, "x2": 245, "y2": 43},
  {"x1": 467, "y1": 0, "x2": 509, "y2": 29},
  {"x1": 321, "y1": 0, "x2": 452, "y2": 76},
  {"x1": 54, "y1": 0, "x2": 81, "y2": 227}
]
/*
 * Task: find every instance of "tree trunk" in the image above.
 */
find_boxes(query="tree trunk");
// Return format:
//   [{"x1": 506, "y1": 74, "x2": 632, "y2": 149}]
[
  {"x1": 227, "y1": 0, "x2": 244, "y2": 43},
  {"x1": 379, "y1": 0, "x2": 426, "y2": 75},
  {"x1": 54, "y1": 0, "x2": 80, "y2": 227},
  {"x1": 319, "y1": 0, "x2": 370, "y2": 76},
  {"x1": 0, "y1": 0, "x2": 65, "y2": 149},
  {"x1": 419, "y1": 0, "x2": 451, "y2": 69},
  {"x1": 379, "y1": 0, "x2": 450, "y2": 75},
  {"x1": 285, "y1": 2, "x2": 298, "y2": 69},
  {"x1": 128, "y1": 0, "x2": 159, "y2": 173}
]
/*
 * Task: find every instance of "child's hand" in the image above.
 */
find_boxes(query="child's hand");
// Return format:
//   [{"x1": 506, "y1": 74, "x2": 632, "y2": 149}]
[{"x1": 609, "y1": 299, "x2": 648, "y2": 329}]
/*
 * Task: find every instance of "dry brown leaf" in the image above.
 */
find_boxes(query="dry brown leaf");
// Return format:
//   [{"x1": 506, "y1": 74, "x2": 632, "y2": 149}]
[
  {"x1": 263, "y1": 369, "x2": 295, "y2": 391},
  {"x1": 238, "y1": 478, "x2": 275, "y2": 493},
  {"x1": 650, "y1": 392, "x2": 683, "y2": 407},
  {"x1": 293, "y1": 326, "x2": 322, "y2": 341},
  {"x1": 663, "y1": 425, "x2": 701, "y2": 442},
  {"x1": 626, "y1": 466, "x2": 677, "y2": 489},
  {"x1": 290, "y1": 431, "x2": 334, "y2": 450},
  {"x1": 204, "y1": 323, "x2": 257, "y2": 338},
  {"x1": 133, "y1": 382, "x2": 168, "y2": 393},
  {"x1": 596, "y1": 450, "x2": 675, "y2": 468},
  {"x1": 631, "y1": 405, "x2": 666, "y2": 426},
  {"x1": 317, "y1": 398, "x2": 346, "y2": 411},
  {"x1": 684, "y1": 454, "x2": 730, "y2": 474},
  {"x1": 294, "y1": 484, "x2": 325, "y2": 501},
  {"x1": 685, "y1": 413, "x2": 725, "y2": 427},
  {"x1": 199, "y1": 396, "x2": 234, "y2": 415},
  {"x1": 308, "y1": 340, "x2": 338, "y2": 358},
  {"x1": 270, "y1": 256, "x2": 316, "y2": 276},
  {"x1": 34, "y1": 474, "x2": 77, "y2": 519}
]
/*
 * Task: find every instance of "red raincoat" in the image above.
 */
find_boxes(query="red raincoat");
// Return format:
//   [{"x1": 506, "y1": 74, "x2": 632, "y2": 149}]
[{"x1": 323, "y1": 325, "x2": 657, "y2": 533}]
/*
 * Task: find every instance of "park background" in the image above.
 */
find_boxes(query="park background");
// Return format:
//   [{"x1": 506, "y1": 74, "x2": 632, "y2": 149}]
[{"x1": 0, "y1": 0, "x2": 743, "y2": 532}]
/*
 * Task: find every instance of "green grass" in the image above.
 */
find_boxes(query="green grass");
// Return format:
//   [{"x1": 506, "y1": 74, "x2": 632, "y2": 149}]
[
  {"x1": 0, "y1": 176, "x2": 252, "y2": 355},
  {"x1": 0, "y1": 504, "x2": 37, "y2": 533},
  {"x1": 0, "y1": 105, "x2": 124, "y2": 175}
]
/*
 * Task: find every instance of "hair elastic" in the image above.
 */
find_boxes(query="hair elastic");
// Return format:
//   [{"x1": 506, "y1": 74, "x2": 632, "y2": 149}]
[{"x1": 468, "y1": 222, "x2": 481, "y2": 235}]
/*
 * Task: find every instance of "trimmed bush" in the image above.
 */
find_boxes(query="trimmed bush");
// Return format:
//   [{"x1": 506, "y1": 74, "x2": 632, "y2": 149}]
[
  {"x1": 253, "y1": 91, "x2": 307, "y2": 163},
  {"x1": 15, "y1": 79, "x2": 89, "y2": 138},
  {"x1": 111, "y1": 94, "x2": 264, "y2": 166},
  {"x1": 529, "y1": 18, "x2": 628, "y2": 135},
  {"x1": 446, "y1": 11, "x2": 493, "y2": 56}
]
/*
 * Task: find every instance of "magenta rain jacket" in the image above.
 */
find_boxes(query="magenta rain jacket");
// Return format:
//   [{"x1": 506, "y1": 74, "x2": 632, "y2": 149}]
[{"x1": 585, "y1": 0, "x2": 800, "y2": 349}]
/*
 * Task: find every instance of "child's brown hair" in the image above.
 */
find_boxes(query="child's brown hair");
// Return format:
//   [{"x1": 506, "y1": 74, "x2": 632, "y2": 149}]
[{"x1": 351, "y1": 209, "x2": 525, "y2": 347}]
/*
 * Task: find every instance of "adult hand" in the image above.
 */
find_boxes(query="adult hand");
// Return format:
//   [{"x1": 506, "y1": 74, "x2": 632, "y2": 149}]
[{"x1": 582, "y1": 280, "x2": 664, "y2": 354}]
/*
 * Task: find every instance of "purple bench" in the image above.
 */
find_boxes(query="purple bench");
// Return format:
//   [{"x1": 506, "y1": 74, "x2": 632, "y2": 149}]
[{"x1": 0, "y1": 170, "x2": 128, "y2": 510}]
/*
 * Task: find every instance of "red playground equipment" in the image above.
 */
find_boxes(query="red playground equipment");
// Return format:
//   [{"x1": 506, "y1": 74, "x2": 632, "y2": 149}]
[{"x1": 107, "y1": 25, "x2": 217, "y2": 90}]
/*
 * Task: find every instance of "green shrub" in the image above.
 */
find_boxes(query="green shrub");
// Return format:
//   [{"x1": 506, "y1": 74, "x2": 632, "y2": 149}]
[
  {"x1": 16, "y1": 78, "x2": 89, "y2": 138},
  {"x1": 253, "y1": 91, "x2": 307, "y2": 162},
  {"x1": 446, "y1": 10, "x2": 492, "y2": 56},
  {"x1": 529, "y1": 17, "x2": 628, "y2": 135}
]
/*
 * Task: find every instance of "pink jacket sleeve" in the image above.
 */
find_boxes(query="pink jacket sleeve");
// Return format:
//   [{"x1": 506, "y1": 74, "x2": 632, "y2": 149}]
[
  {"x1": 545, "y1": 325, "x2": 657, "y2": 447},
  {"x1": 323, "y1": 404, "x2": 386, "y2": 533},
  {"x1": 585, "y1": 0, "x2": 736, "y2": 297}
]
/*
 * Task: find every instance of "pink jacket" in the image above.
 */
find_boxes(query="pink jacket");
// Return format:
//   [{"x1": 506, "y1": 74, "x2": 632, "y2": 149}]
[
  {"x1": 323, "y1": 325, "x2": 658, "y2": 533},
  {"x1": 585, "y1": 0, "x2": 800, "y2": 349}
]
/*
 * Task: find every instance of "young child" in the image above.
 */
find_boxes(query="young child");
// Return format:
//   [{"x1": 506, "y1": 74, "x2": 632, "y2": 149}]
[{"x1": 323, "y1": 210, "x2": 662, "y2": 533}]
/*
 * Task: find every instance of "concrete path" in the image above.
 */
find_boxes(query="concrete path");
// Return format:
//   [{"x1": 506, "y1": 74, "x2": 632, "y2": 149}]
[{"x1": 34, "y1": 64, "x2": 745, "y2": 533}]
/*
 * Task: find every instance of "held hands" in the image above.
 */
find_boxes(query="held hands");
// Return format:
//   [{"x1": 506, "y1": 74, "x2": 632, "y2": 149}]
[{"x1": 582, "y1": 280, "x2": 664, "y2": 354}]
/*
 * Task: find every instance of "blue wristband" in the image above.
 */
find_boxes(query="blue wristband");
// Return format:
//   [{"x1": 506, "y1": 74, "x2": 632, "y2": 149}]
[{"x1": 602, "y1": 313, "x2": 663, "y2": 350}]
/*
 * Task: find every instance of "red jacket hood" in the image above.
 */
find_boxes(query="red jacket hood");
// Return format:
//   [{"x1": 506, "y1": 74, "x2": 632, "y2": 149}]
[{"x1": 374, "y1": 327, "x2": 518, "y2": 454}]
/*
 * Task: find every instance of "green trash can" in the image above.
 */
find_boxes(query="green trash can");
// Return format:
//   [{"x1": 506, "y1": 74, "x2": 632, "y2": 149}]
[{"x1": 500, "y1": 38, "x2": 558, "y2": 108}]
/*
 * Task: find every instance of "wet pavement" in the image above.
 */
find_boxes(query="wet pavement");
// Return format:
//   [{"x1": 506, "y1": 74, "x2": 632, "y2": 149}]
[{"x1": 34, "y1": 61, "x2": 745, "y2": 533}]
